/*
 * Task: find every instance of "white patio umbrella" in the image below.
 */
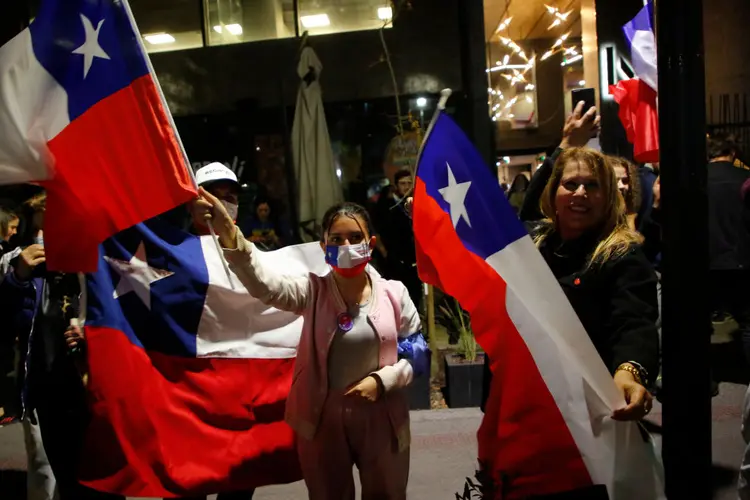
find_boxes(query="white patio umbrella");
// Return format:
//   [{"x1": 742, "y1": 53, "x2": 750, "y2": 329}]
[{"x1": 291, "y1": 43, "x2": 343, "y2": 242}]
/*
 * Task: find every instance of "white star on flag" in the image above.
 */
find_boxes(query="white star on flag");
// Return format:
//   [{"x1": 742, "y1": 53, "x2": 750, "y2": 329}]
[
  {"x1": 104, "y1": 242, "x2": 174, "y2": 310},
  {"x1": 438, "y1": 162, "x2": 472, "y2": 228},
  {"x1": 72, "y1": 13, "x2": 111, "y2": 79}
]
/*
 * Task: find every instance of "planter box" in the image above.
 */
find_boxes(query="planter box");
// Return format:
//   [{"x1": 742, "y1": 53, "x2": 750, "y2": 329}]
[
  {"x1": 444, "y1": 352, "x2": 485, "y2": 408},
  {"x1": 407, "y1": 350, "x2": 432, "y2": 410}
]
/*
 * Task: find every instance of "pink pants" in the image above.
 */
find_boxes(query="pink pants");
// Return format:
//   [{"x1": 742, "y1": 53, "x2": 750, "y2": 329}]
[{"x1": 297, "y1": 391, "x2": 410, "y2": 500}]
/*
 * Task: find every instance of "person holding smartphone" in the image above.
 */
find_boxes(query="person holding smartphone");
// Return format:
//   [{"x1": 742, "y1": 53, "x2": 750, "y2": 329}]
[{"x1": 0, "y1": 192, "x2": 123, "y2": 500}]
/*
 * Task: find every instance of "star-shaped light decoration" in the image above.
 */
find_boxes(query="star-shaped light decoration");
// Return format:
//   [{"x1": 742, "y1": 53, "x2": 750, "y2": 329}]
[
  {"x1": 105, "y1": 242, "x2": 174, "y2": 310},
  {"x1": 72, "y1": 13, "x2": 111, "y2": 79},
  {"x1": 438, "y1": 162, "x2": 472, "y2": 229}
]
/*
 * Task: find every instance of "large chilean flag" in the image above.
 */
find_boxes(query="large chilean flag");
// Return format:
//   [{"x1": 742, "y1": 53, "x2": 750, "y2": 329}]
[
  {"x1": 413, "y1": 108, "x2": 664, "y2": 499},
  {"x1": 0, "y1": 0, "x2": 195, "y2": 272},
  {"x1": 80, "y1": 218, "x2": 328, "y2": 497}
]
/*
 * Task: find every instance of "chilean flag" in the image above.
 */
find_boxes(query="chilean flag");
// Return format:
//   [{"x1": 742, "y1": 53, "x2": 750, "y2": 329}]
[
  {"x1": 413, "y1": 110, "x2": 664, "y2": 498},
  {"x1": 79, "y1": 218, "x2": 328, "y2": 496},
  {"x1": 609, "y1": 2, "x2": 660, "y2": 163},
  {"x1": 0, "y1": 0, "x2": 196, "y2": 272}
]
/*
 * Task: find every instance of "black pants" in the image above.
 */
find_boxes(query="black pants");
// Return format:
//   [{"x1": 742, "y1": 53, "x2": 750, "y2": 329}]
[
  {"x1": 34, "y1": 365, "x2": 124, "y2": 500},
  {"x1": 709, "y1": 270, "x2": 750, "y2": 364},
  {"x1": 390, "y1": 260, "x2": 422, "y2": 312}
]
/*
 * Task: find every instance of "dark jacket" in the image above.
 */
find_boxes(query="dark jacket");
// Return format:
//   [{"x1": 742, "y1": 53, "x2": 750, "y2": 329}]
[
  {"x1": 516, "y1": 146, "x2": 659, "y2": 378},
  {"x1": 708, "y1": 161, "x2": 750, "y2": 270},
  {"x1": 535, "y1": 230, "x2": 659, "y2": 378},
  {"x1": 0, "y1": 254, "x2": 80, "y2": 417}
]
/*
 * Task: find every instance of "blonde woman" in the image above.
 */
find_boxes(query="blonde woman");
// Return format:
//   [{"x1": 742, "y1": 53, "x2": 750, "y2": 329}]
[
  {"x1": 530, "y1": 147, "x2": 659, "y2": 420},
  {"x1": 609, "y1": 156, "x2": 642, "y2": 231}
]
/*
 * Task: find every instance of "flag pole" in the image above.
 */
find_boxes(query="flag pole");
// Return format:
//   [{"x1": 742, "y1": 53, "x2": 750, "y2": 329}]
[
  {"x1": 414, "y1": 89, "x2": 452, "y2": 363},
  {"x1": 120, "y1": 0, "x2": 235, "y2": 289}
]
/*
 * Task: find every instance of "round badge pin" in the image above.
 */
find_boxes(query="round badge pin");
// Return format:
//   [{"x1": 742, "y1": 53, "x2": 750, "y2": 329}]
[{"x1": 337, "y1": 312, "x2": 354, "y2": 332}]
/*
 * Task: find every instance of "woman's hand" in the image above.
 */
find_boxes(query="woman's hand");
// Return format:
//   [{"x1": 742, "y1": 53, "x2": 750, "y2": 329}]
[
  {"x1": 197, "y1": 187, "x2": 238, "y2": 249},
  {"x1": 64, "y1": 324, "x2": 85, "y2": 351},
  {"x1": 560, "y1": 101, "x2": 601, "y2": 149},
  {"x1": 345, "y1": 375, "x2": 381, "y2": 402},
  {"x1": 612, "y1": 368, "x2": 653, "y2": 421}
]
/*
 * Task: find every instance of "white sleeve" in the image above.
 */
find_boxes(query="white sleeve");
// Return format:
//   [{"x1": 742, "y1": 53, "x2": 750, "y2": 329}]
[{"x1": 223, "y1": 228, "x2": 311, "y2": 314}]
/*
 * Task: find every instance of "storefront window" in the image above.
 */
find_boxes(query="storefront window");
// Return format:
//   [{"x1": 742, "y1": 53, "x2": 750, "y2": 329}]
[
  {"x1": 487, "y1": 44, "x2": 539, "y2": 130},
  {"x1": 130, "y1": 0, "x2": 204, "y2": 53},
  {"x1": 204, "y1": 0, "x2": 296, "y2": 46},
  {"x1": 297, "y1": 0, "x2": 394, "y2": 36}
]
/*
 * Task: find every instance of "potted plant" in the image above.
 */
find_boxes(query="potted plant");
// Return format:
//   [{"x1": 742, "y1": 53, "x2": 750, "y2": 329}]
[{"x1": 440, "y1": 298, "x2": 485, "y2": 408}]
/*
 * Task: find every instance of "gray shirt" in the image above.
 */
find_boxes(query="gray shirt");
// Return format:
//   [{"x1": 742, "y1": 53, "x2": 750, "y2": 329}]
[{"x1": 327, "y1": 299, "x2": 380, "y2": 390}]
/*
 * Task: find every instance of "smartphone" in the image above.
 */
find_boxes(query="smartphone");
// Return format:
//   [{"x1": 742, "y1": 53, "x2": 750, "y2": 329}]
[{"x1": 571, "y1": 88, "x2": 596, "y2": 116}]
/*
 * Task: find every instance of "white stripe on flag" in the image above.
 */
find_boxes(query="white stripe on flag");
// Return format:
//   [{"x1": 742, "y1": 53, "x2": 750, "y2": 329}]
[
  {"x1": 486, "y1": 236, "x2": 622, "y2": 490},
  {"x1": 196, "y1": 239, "x2": 327, "y2": 359},
  {"x1": 0, "y1": 28, "x2": 69, "y2": 184}
]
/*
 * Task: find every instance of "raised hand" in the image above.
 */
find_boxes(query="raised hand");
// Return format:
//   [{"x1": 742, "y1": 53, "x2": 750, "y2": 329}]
[
  {"x1": 196, "y1": 187, "x2": 238, "y2": 249},
  {"x1": 560, "y1": 100, "x2": 601, "y2": 149}
]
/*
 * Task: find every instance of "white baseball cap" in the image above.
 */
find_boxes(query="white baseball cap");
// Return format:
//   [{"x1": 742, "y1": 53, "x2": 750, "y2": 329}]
[{"x1": 195, "y1": 162, "x2": 239, "y2": 188}]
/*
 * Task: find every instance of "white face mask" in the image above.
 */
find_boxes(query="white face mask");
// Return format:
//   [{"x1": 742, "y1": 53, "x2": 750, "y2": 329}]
[{"x1": 221, "y1": 200, "x2": 239, "y2": 222}]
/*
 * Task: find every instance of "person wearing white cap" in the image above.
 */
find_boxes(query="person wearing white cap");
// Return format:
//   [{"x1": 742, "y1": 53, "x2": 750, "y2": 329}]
[
  {"x1": 190, "y1": 163, "x2": 241, "y2": 234},
  {"x1": 180, "y1": 163, "x2": 254, "y2": 500}
]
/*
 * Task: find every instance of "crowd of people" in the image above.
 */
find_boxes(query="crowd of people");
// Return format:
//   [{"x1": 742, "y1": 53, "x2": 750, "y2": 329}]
[{"x1": 0, "y1": 99, "x2": 749, "y2": 499}]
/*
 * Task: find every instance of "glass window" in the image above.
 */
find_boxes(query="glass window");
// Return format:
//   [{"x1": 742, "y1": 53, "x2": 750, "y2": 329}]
[
  {"x1": 204, "y1": 0, "x2": 296, "y2": 45},
  {"x1": 487, "y1": 43, "x2": 539, "y2": 130},
  {"x1": 297, "y1": 0, "x2": 393, "y2": 36},
  {"x1": 130, "y1": 0, "x2": 204, "y2": 53}
]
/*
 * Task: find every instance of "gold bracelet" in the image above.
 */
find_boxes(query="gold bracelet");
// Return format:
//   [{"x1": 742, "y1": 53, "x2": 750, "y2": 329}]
[{"x1": 615, "y1": 363, "x2": 643, "y2": 385}]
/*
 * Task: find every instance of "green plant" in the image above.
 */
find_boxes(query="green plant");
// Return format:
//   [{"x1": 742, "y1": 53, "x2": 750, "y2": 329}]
[{"x1": 438, "y1": 298, "x2": 477, "y2": 362}]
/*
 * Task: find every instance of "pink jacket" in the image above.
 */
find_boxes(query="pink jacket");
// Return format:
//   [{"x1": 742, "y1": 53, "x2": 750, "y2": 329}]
[{"x1": 224, "y1": 233, "x2": 421, "y2": 452}]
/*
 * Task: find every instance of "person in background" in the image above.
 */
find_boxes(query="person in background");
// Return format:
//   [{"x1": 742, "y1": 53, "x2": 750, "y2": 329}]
[
  {"x1": 706, "y1": 133, "x2": 750, "y2": 365},
  {"x1": 0, "y1": 192, "x2": 123, "y2": 500},
  {"x1": 507, "y1": 173, "x2": 530, "y2": 214},
  {"x1": 242, "y1": 198, "x2": 283, "y2": 251},
  {"x1": 0, "y1": 206, "x2": 19, "y2": 256},
  {"x1": 610, "y1": 157, "x2": 642, "y2": 231},
  {"x1": 379, "y1": 170, "x2": 422, "y2": 311},
  {"x1": 190, "y1": 163, "x2": 241, "y2": 236},
  {"x1": 200, "y1": 194, "x2": 427, "y2": 500},
  {"x1": 637, "y1": 163, "x2": 659, "y2": 234},
  {"x1": 184, "y1": 162, "x2": 255, "y2": 500}
]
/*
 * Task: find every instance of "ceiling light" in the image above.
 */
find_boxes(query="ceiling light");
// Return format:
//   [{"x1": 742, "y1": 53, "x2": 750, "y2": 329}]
[
  {"x1": 416, "y1": 97, "x2": 427, "y2": 108},
  {"x1": 541, "y1": 50, "x2": 553, "y2": 61},
  {"x1": 545, "y1": 4, "x2": 558, "y2": 14},
  {"x1": 226, "y1": 24, "x2": 243, "y2": 35},
  {"x1": 301, "y1": 14, "x2": 331, "y2": 28},
  {"x1": 561, "y1": 54, "x2": 583, "y2": 66},
  {"x1": 503, "y1": 54, "x2": 510, "y2": 65},
  {"x1": 556, "y1": 10, "x2": 571, "y2": 21},
  {"x1": 526, "y1": 96, "x2": 533, "y2": 103},
  {"x1": 144, "y1": 33, "x2": 175, "y2": 45},
  {"x1": 548, "y1": 18, "x2": 561, "y2": 30},
  {"x1": 525, "y1": 84, "x2": 535, "y2": 90},
  {"x1": 579, "y1": 80, "x2": 586, "y2": 86},
  {"x1": 378, "y1": 7, "x2": 393, "y2": 21},
  {"x1": 213, "y1": 24, "x2": 243, "y2": 35}
]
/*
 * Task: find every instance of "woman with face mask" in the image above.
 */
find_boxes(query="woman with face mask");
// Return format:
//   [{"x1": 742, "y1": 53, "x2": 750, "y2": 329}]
[{"x1": 194, "y1": 192, "x2": 427, "y2": 500}]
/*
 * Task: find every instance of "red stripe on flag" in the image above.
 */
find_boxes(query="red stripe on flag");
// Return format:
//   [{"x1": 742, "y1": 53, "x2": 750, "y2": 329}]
[
  {"x1": 43, "y1": 75, "x2": 196, "y2": 273},
  {"x1": 79, "y1": 327, "x2": 301, "y2": 497},
  {"x1": 413, "y1": 178, "x2": 593, "y2": 498}
]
